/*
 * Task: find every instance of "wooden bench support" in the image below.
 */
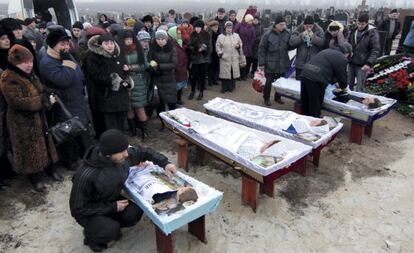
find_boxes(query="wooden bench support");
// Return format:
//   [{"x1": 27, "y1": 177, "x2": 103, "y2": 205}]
[
  {"x1": 195, "y1": 146, "x2": 206, "y2": 166},
  {"x1": 311, "y1": 149, "x2": 321, "y2": 167},
  {"x1": 364, "y1": 123, "x2": 373, "y2": 138},
  {"x1": 259, "y1": 178, "x2": 275, "y2": 198},
  {"x1": 350, "y1": 121, "x2": 365, "y2": 145},
  {"x1": 175, "y1": 138, "x2": 189, "y2": 171},
  {"x1": 188, "y1": 216, "x2": 207, "y2": 243},
  {"x1": 155, "y1": 226, "x2": 173, "y2": 253},
  {"x1": 241, "y1": 174, "x2": 257, "y2": 212}
]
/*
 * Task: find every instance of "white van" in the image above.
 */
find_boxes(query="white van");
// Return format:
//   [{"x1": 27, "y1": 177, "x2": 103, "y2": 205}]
[{"x1": 8, "y1": 0, "x2": 79, "y2": 29}]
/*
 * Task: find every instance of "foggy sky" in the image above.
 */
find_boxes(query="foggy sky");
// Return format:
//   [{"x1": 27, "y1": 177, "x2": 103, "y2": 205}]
[{"x1": 0, "y1": 0, "x2": 413, "y2": 8}]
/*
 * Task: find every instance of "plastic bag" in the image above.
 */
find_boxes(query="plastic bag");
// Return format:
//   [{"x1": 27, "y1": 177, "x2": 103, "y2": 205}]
[{"x1": 252, "y1": 69, "x2": 266, "y2": 93}]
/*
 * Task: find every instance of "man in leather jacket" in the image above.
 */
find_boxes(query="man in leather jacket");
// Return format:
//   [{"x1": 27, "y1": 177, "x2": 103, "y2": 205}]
[{"x1": 69, "y1": 129, "x2": 177, "y2": 252}]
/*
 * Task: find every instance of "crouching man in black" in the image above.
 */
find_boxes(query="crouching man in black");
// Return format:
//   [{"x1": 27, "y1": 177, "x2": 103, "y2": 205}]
[
  {"x1": 69, "y1": 129, "x2": 177, "y2": 252},
  {"x1": 300, "y1": 42, "x2": 353, "y2": 117}
]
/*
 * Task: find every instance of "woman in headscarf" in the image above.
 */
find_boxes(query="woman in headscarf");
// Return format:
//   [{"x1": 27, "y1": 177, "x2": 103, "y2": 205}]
[
  {"x1": 168, "y1": 26, "x2": 188, "y2": 105},
  {"x1": 216, "y1": 21, "x2": 243, "y2": 93},
  {"x1": 0, "y1": 45, "x2": 61, "y2": 192}
]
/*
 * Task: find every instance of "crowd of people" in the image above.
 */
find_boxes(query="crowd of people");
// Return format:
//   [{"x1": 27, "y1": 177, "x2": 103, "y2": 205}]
[{"x1": 0, "y1": 6, "x2": 414, "y2": 252}]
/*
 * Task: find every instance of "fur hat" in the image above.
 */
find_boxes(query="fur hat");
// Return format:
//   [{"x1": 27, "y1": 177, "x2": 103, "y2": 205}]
[
  {"x1": 193, "y1": 19, "x2": 205, "y2": 29},
  {"x1": 274, "y1": 15, "x2": 286, "y2": 25},
  {"x1": 98, "y1": 129, "x2": 129, "y2": 156},
  {"x1": 155, "y1": 29, "x2": 168, "y2": 40},
  {"x1": 142, "y1": 15, "x2": 153, "y2": 23},
  {"x1": 98, "y1": 33, "x2": 115, "y2": 44},
  {"x1": 8, "y1": 44, "x2": 33, "y2": 66},
  {"x1": 137, "y1": 31, "x2": 151, "y2": 41},
  {"x1": 46, "y1": 29, "x2": 71, "y2": 48},
  {"x1": 244, "y1": 14, "x2": 254, "y2": 23},
  {"x1": 304, "y1": 16, "x2": 314, "y2": 25},
  {"x1": 208, "y1": 20, "x2": 219, "y2": 27}
]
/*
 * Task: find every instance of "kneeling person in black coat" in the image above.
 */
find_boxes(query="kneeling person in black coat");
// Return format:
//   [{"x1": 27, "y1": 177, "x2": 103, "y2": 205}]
[
  {"x1": 299, "y1": 43, "x2": 352, "y2": 117},
  {"x1": 69, "y1": 129, "x2": 177, "y2": 252}
]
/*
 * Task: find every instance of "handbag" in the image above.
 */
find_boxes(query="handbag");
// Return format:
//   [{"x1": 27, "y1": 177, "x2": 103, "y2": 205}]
[
  {"x1": 252, "y1": 69, "x2": 266, "y2": 93},
  {"x1": 239, "y1": 53, "x2": 247, "y2": 67},
  {"x1": 48, "y1": 96, "x2": 87, "y2": 145}
]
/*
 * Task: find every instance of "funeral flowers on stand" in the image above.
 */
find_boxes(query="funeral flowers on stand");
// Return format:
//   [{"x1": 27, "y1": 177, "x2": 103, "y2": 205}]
[{"x1": 365, "y1": 55, "x2": 414, "y2": 118}]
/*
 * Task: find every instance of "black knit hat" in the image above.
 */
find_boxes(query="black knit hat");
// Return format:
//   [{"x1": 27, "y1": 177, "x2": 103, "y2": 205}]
[
  {"x1": 24, "y1": 18, "x2": 36, "y2": 26},
  {"x1": 72, "y1": 21, "x2": 83, "y2": 30},
  {"x1": 99, "y1": 129, "x2": 129, "y2": 156},
  {"x1": 123, "y1": 29, "x2": 135, "y2": 39},
  {"x1": 193, "y1": 19, "x2": 205, "y2": 28},
  {"x1": 274, "y1": 15, "x2": 286, "y2": 25},
  {"x1": 303, "y1": 16, "x2": 314, "y2": 25},
  {"x1": 46, "y1": 29, "x2": 71, "y2": 48}
]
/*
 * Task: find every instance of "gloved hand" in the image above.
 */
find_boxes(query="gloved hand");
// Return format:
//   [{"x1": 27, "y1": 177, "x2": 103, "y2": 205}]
[
  {"x1": 110, "y1": 73, "x2": 122, "y2": 91},
  {"x1": 59, "y1": 51, "x2": 72, "y2": 61}
]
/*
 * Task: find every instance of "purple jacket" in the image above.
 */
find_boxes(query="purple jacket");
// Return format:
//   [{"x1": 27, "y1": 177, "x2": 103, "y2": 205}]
[{"x1": 235, "y1": 23, "x2": 256, "y2": 57}]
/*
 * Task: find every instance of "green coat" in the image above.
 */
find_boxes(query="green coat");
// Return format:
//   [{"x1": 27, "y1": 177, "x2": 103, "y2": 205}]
[{"x1": 125, "y1": 50, "x2": 148, "y2": 108}]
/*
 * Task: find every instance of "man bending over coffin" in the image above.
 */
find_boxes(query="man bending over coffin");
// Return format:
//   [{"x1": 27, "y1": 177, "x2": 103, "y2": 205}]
[
  {"x1": 299, "y1": 42, "x2": 353, "y2": 117},
  {"x1": 69, "y1": 129, "x2": 177, "y2": 252}
]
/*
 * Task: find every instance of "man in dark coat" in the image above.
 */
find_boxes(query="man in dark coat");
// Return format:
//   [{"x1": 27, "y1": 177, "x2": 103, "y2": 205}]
[
  {"x1": 300, "y1": 43, "x2": 352, "y2": 117},
  {"x1": 215, "y1": 8, "x2": 228, "y2": 35},
  {"x1": 84, "y1": 34, "x2": 134, "y2": 137},
  {"x1": 70, "y1": 129, "x2": 177, "y2": 252},
  {"x1": 258, "y1": 16, "x2": 291, "y2": 106},
  {"x1": 379, "y1": 9, "x2": 401, "y2": 55},
  {"x1": 289, "y1": 16, "x2": 325, "y2": 79},
  {"x1": 207, "y1": 20, "x2": 220, "y2": 86},
  {"x1": 348, "y1": 13, "x2": 381, "y2": 92},
  {"x1": 40, "y1": 29, "x2": 92, "y2": 171}
]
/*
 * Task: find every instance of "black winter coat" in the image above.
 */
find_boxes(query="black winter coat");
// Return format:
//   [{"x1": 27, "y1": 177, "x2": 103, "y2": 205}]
[
  {"x1": 300, "y1": 48, "x2": 348, "y2": 89},
  {"x1": 147, "y1": 40, "x2": 177, "y2": 104},
  {"x1": 379, "y1": 19, "x2": 401, "y2": 40},
  {"x1": 348, "y1": 25, "x2": 381, "y2": 67},
  {"x1": 258, "y1": 29, "x2": 292, "y2": 74},
  {"x1": 69, "y1": 144, "x2": 169, "y2": 223},
  {"x1": 84, "y1": 35, "x2": 131, "y2": 112},
  {"x1": 189, "y1": 30, "x2": 211, "y2": 65}
]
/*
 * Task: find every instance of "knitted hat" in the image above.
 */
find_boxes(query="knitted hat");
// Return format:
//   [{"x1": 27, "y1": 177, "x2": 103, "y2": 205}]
[
  {"x1": 167, "y1": 22, "x2": 176, "y2": 29},
  {"x1": 244, "y1": 14, "x2": 254, "y2": 23},
  {"x1": 0, "y1": 27, "x2": 9, "y2": 38},
  {"x1": 98, "y1": 33, "x2": 115, "y2": 44},
  {"x1": 38, "y1": 22, "x2": 47, "y2": 29},
  {"x1": 303, "y1": 16, "x2": 314, "y2": 25},
  {"x1": 72, "y1": 21, "x2": 83, "y2": 30},
  {"x1": 98, "y1": 129, "x2": 129, "y2": 156},
  {"x1": 137, "y1": 31, "x2": 151, "y2": 41},
  {"x1": 224, "y1": 21, "x2": 233, "y2": 28},
  {"x1": 46, "y1": 29, "x2": 71, "y2": 48},
  {"x1": 274, "y1": 15, "x2": 286, "y2": 25},
  {"x1": 193, "y1": 19, "x2": 205, "y2": 29},
  {"x1": 8, "y1": 44, "x2": 33, "y2": 66},
  {"x1": 155, "y1": 29, "x2": 168, "y2": 40},
  {"x1": 126, "y1": 18, "x2": 136, "y2": 27}
]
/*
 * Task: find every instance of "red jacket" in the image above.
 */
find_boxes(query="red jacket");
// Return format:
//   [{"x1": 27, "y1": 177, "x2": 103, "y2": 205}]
[
  {"x1": 174, "y1": 41, "x2": 188, "y2": 82},
  {"x1": 178, "y1": 25, "x2": 193, "y2": 48}
]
